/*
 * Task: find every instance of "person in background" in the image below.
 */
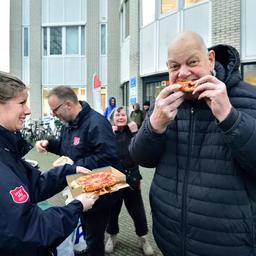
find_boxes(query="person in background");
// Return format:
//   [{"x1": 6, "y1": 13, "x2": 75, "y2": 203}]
[
  {"x1": 105, "y1": 106, "x2": 154, "y2": 255},
  {"x1": 35, "y1": 86, "x2": 120, "y2": 256},
  {"x1": 0, "y1": 72, "x2": 97, "y2": 256},
  {"x1": 142, "y1": 100, "x2": 150, "y2": 120},
  {"x1": 104, "y1": 96, "x2": 116, "y2": 119},
  {"x1": 130, "y1": 103, "x2": 144, "y2": 128},
  {"x1": 129, "y1": 31, "x2": 256, "y2": 256}
]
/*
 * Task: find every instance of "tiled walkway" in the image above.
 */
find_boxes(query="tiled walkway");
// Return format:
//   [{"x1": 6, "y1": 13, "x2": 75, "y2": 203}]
[{"x1": 26, "y1": 150, "x2": 163, "y2": 256}]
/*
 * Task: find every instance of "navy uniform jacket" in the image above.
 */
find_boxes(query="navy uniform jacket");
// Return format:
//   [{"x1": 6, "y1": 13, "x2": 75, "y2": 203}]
[
  {"x1": 47, "y1": 101, "x2": 120, "y2": 211},
  {"x1": 47, "y1": 101, "x2": 119, "y2": 170},
  {"x1": 0, "y1": 126, "x2": 83, "y2": 256}
]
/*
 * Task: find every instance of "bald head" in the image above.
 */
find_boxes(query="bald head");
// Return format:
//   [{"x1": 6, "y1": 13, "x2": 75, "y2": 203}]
[{"x1": 168, "y1": 31, "x2": 208, "y2": 57}]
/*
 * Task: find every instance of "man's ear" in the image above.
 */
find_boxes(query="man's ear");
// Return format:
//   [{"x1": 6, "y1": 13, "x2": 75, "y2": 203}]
[
  {"x1": 65, "y1": 100, "x2": 72, "y2": 108},
  {"x1": 208, "y1": 50, "x2": 215, "y2": 71}
]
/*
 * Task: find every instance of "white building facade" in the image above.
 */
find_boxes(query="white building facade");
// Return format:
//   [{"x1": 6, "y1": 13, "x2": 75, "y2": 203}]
[
  {"x1": 10, "y1": 0, "x2": 256, "y2": 117},
  {"x1": 120, "y1": 0, "x2": 256, "y2": 108}
]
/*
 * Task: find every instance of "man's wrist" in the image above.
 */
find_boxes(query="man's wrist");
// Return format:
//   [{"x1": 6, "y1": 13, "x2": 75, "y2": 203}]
[
  {"x1": 149, "y1": 116, "x2": 167, "y2": 134},
  {"x1": 216, "y1": 105, "x2": 232, "y2": 123}
]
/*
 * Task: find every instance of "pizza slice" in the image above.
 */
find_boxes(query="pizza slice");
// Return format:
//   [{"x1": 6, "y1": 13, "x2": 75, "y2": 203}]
[{"x1": 177, "y1": 81, "x2": 195, "y2": 93}]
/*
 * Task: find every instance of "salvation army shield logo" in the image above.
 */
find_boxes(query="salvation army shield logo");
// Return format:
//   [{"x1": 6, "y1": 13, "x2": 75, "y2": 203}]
[
  {"x1": 9, "y1": 186, "x2": 29, "y2": 204},
  {"x1": 73, "y1": 136, "x2": 80, "y2": 145}
]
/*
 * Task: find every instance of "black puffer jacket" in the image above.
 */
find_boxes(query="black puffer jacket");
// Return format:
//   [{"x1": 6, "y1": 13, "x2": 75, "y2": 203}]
[{"x1": 130, "y1": 45, "x2": 256, "y2": 256}]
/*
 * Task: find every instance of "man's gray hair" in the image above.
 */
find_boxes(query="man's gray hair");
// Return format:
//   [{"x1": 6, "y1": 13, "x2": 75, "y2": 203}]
[{"x1": 48, "y1": 86, "x2": 78, "y2": 103}]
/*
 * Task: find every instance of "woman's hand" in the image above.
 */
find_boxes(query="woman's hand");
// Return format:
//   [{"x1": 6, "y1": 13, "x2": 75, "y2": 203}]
[
  {"x1": 76, "y1": 166, "x2": 91, "y2": 174},
  {"x1": 128, "y1": 121, "x2": 138, "y2": 133},
  {"x1": 35, "y1": 140, "x2": 48, "y2": 153}
]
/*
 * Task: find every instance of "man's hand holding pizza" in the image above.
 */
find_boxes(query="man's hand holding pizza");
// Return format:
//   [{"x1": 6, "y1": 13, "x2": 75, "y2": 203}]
[
  {"x1": 150, "y1": 84, "x2": 184, "y2": 134},
  {"x1": 193, "y1": 75, "x2": 232, "y2": 122}
]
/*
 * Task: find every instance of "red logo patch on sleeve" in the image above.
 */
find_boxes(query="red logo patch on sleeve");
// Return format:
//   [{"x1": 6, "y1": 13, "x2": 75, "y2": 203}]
[
  {"x1": 9, "y1": 186, "x2": 29, "y2": 204},
  {"x1": 73, "y1": 136, "x2": 80, "y2": 145}
]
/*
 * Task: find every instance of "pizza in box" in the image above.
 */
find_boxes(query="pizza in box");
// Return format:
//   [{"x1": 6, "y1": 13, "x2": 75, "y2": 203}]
[{"x1": 70, "y1": 170, "x2": 118, "y2": 193}]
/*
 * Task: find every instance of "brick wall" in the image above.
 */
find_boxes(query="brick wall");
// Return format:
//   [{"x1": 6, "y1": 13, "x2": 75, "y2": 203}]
[{"x1": 212, "y1": 0, "x2": 241, "y2": 52}]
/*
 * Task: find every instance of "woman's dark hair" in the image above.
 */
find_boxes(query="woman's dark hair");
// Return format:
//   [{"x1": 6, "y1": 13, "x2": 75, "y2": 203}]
[{"x1": 0, "y1": 71, "x2": 26, "y2": 104}]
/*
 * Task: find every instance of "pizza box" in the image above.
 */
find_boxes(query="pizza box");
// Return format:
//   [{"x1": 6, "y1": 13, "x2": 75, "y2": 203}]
[{"x1": 66, "y1": 166, "x2": 129, "y2": 198}]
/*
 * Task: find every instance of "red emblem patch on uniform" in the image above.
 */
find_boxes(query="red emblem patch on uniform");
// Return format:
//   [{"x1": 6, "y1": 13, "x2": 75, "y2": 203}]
[
  {"x1": 9, "y1": 186, "x2": 29, "y2": 204},
  {"x1": 73, "y1": 136, "x2": 80, "y2": 145}
]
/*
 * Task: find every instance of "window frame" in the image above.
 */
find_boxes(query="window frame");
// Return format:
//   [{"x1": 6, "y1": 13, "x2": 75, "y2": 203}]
[
  {"x1": 23, "y1": 26, "x2": 29, "y2": 57},
  {"x1": 42, "y1": 25, "x2": 86, "y2": 57},
  {"x1": 100, "y1": 23, "x2": 107, "y2": 56}
]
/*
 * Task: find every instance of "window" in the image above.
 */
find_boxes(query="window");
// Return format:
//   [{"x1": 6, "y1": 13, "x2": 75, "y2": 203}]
[
  {"x1": 81, "y1": 26, "x2": 85, "y2": 55},
  {"x1": 124, "y1": 0, "x2": 130, "y2": 38},
  {"x1": 23, "y1": 27, "x2": 28, "y2": 57},
  {"x1": 100, "y1": 24, "x2": 107, "y2": 55},
  {"x1": 44, "y1": 26, "x2": 85, "y2": 56},
  {"x1": 43, "y1": 27, "x2": 47, "y2": 56},
  {"x1": 121, "y1": 82, "x2": 129, "y2": 108},
  {"x1": 50, "y1": 27, "x2": 62, "y2": 55},
  {"x1": 141, "y1": 0, "x2": 155, "y2": 26},
  {"x1": 66, "y1": 26, "x2": 79, "y2": 54},
  {"x1": 121, "y1": 1, "x2": 130, "y2": 40},
  {"x1": 161, "y1": 0, "x2": 177, "y2": 14},
  {"x1": 242, "y1": 63, "x2": 256, "y2": 86},
  {"x1": 143, "y1": 74, "x2": 169, "y2": 102},
  {"x1": 184, "y1": 0, "x2": 204, "y2": 8}
]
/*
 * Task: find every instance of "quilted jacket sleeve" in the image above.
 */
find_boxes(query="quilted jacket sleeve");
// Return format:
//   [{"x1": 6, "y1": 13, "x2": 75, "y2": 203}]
[
  {"x1": 219, "y1": 107, "x2": 256, "y2": 177},
  {"x1": 129, "y1": 118, "x2": 167, "y2": 167}
]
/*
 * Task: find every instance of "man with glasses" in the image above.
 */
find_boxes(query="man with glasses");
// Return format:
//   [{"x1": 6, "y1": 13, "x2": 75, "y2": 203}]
[{"x1": 35, "y1": 86, "x2": 120, "y2": 256}]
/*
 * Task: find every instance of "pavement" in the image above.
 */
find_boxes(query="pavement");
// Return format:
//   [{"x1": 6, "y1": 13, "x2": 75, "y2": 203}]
[{"x1": 25, "y1": 149, "x2": 163, "y2": 256}]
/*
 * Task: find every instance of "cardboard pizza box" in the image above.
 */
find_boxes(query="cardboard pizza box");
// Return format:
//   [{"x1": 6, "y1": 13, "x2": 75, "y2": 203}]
[{"x1": 66, "y1": 166, "x2": 129, "y2": 198}]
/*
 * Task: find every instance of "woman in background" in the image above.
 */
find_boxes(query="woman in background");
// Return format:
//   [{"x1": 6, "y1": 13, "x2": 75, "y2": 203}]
[
  {"x1": 103, "y1": 96, "x2": 116, "y2": 119},
  {"x1": 105, "y1": 106, "x2": 154, "y2": 255}
]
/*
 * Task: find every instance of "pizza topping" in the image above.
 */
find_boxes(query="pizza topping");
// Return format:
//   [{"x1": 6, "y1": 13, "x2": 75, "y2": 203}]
[{"x1": 71, "y1": 171, "x2": 117, "y2": 192}]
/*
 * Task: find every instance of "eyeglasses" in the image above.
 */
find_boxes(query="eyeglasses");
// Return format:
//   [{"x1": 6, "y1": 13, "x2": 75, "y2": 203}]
[{"x1": 52, "y1": 102, "x2": 65, "y2": 114}]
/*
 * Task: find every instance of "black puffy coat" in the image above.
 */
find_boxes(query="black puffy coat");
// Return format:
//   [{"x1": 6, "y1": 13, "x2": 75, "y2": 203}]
[{"x1": 130, "y1": 45, "x2": 256, "y2": 256}]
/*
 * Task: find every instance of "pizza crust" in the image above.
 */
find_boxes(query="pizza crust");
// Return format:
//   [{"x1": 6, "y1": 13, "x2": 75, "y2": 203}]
[{"x1": 177, "y1": 81, "x2": 195, "y2": 93}]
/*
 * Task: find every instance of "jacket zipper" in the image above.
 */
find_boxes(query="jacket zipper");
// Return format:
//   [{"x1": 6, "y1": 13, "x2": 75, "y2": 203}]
[{"x1": 181, "y1": 107, "x2": 194, "y2": 256}]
